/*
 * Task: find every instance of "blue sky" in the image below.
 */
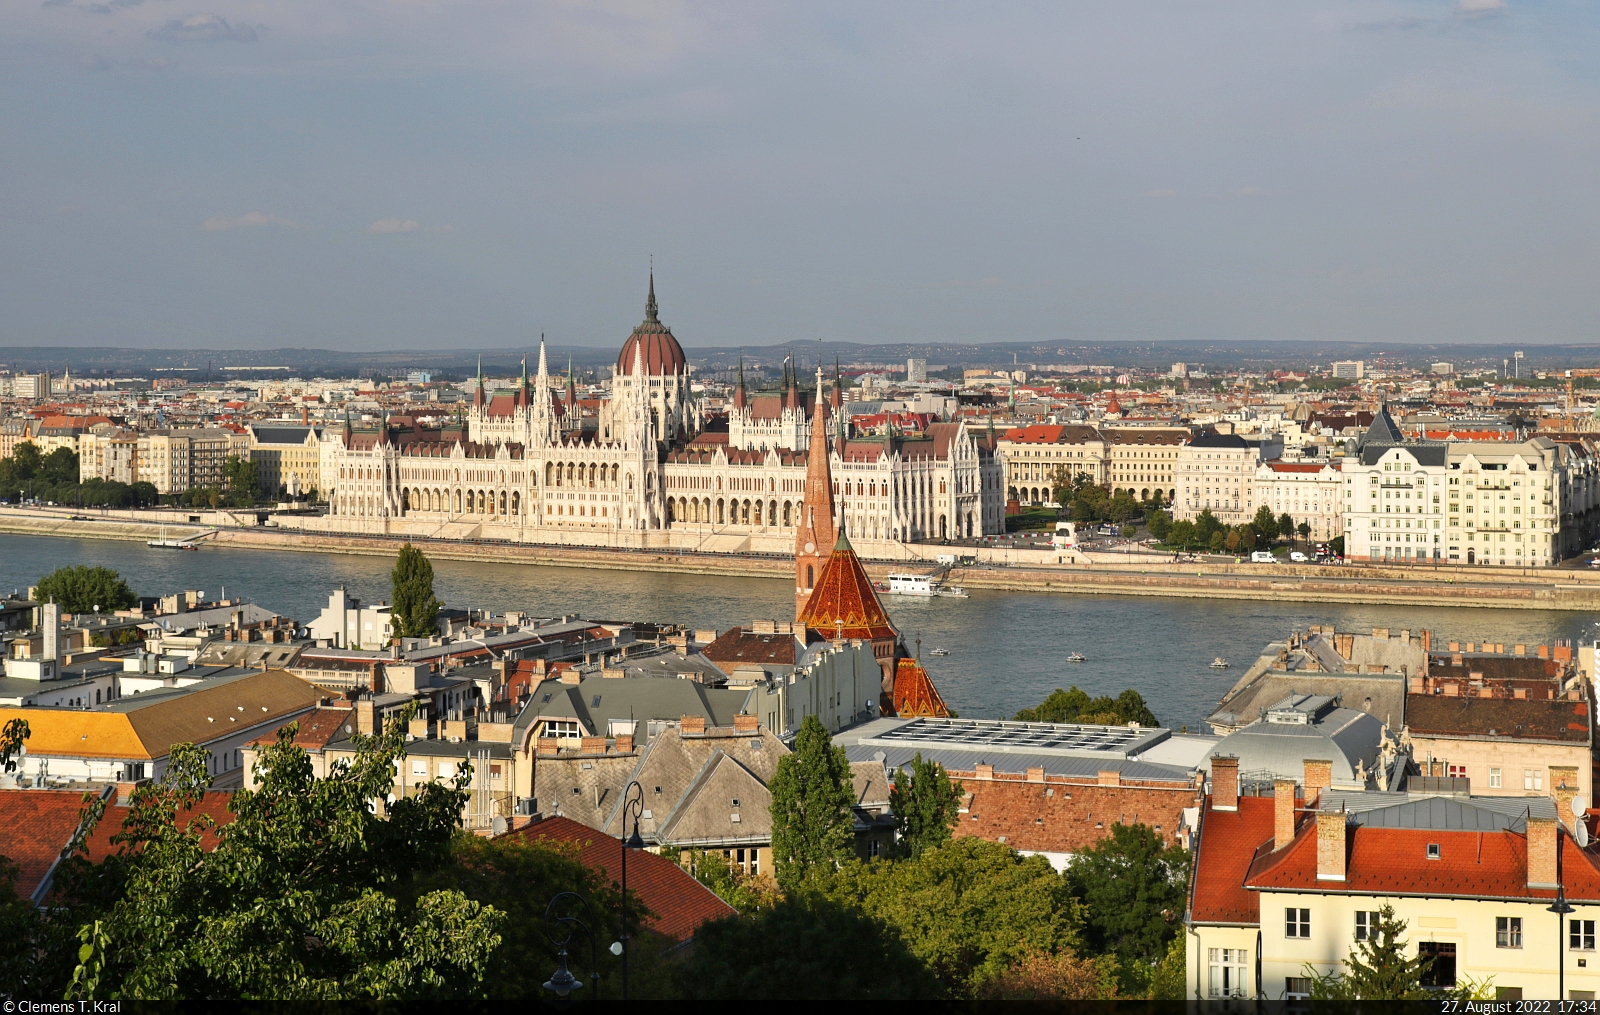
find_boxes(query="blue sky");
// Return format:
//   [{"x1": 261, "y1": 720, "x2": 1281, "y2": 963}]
[{"x1": 2, "y1": 1, "x2": 1598, "y2": 351}]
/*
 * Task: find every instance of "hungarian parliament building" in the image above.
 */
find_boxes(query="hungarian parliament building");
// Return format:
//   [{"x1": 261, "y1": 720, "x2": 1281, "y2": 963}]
[{"x1": 306, "y1": 278, "x2": 1006, "y2": 556}]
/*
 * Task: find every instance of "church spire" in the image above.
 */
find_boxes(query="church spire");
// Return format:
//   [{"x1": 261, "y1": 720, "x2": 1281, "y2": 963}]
[
  {"x1": 645, "y1": 268, "x2": 659, "y2": 322},
  {"x1": 795, "y1": 369, "x2": 837, "y2": 620},
  {"x1": 473, "y1": 355, "x2": 484, "y2": 410},
  {"x1": 734, "y1": 355, "x2": 748, "y2": 411}
]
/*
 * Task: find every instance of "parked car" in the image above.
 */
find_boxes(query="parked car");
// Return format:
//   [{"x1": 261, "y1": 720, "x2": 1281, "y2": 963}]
[
  {"x1": 1289, "y1": 551, "x2": 1308, "y2": 562},
  {"x1": 1250, "y1": 550, "x2": 1275, "y2": 564}
]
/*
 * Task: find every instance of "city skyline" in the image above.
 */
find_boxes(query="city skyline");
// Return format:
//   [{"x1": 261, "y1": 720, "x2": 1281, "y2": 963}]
[{"x1": 4, "y1": 2, "x2": 1600, "y2": 351}]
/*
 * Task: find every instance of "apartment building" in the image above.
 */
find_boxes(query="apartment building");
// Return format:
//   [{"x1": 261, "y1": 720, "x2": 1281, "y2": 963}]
[
  {"x1": 1172, "y1": 431, "x2": 1283, "y2": 526},
  {"x1": 1253, "y1": 460, "x2": 1344, "y2": 542},
  {"x1": 136, "y1": 428, "x2": 248, "y2": 495},
  {"x1": 79, "y1": 428, "x2": 140, "y2": 484},
  {"x1": 11, "y1": 373, "x2": 50, "y2": 400},
  {"x1": 1104, "y1": 428, "x2": 1187, "y2": 502},
  {"x1": 997, "y1": 424, "x2": 1110, "y2": 505},
  {"x1": 1443, "y1": 440, "x2": 1565, "y2": 567},
  {"x1": 247, "y1": 423, "x2": 323, "y2": 498}
]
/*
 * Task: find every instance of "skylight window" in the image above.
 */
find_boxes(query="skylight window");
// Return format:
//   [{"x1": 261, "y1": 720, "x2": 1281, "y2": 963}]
[{"x1": 1426, "y1": 844, "x2": 1441, "y2": 860}]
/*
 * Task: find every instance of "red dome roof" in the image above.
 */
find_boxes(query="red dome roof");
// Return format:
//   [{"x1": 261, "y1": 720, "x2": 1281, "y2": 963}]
[{"x1": 616, "y1": 274, "x2": 687, "y2": 377}]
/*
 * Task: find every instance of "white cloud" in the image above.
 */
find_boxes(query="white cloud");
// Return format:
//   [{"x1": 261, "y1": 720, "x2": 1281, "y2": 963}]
[
  {"x1": 201, "y1": 211, "x2": 299, "y2": 231},
  {"x1": 369, "y1": 218, "x2": 420, "y2": 234},
  {"x1": 148, "y1": 14, "x2": 258, "y2": 44}
]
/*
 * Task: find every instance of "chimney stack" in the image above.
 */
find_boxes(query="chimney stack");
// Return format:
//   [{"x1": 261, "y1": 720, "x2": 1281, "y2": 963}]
[
  {"x1": 42, "y1": 602, "x2": 59, "y2": 662},
  {"x1": 1303, "y1": 759, "x2": 1333, "y2": 803},
  {"x1": 734, "y1": 713, "x2": 758, "y2": 733},
  {"x1": 355, "y1": 699, "x2": 376, "y2": 737},
  {"x1": 1274, "y1": 778, "x2": 1298, "y2": 850},
  {"x1": 679, "y1": 714, "x2": 706, "y2": 735},
  {"x1": 1211, "y1": 755, "x2": 1239, "y2": 811},
  {"x1": 1527, "y1": 817, "x2": 1559, "y2": 889},
  {"x1": 1316, "y1": 810, "x2": 1347, "y2": 881}
]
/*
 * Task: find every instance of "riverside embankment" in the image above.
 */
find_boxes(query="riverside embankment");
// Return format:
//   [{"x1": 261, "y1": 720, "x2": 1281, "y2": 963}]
[{"x1": 6, "y1": 506, "x2": 1599, "y2": 611}]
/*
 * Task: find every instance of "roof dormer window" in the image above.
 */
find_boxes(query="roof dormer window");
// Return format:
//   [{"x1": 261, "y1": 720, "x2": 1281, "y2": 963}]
[{"x1": 1426, "y1": 843, "x2": 1440, "y2": 860}]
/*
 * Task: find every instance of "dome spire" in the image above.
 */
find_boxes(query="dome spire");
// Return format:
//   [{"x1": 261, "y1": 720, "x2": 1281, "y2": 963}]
[{"x1": 645, "y1": 263, "x2": 658, "y2": 322}]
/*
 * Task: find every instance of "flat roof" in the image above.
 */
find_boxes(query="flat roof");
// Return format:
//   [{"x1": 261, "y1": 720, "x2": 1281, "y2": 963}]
[{"x1": 854, "y1": 716, "x2": 1171, "y2": 759}]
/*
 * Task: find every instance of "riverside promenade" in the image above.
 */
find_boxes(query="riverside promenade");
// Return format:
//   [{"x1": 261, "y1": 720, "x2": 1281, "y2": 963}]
[{"x1": 7, "y1": 505, "x2": 1600, "y2": 612}]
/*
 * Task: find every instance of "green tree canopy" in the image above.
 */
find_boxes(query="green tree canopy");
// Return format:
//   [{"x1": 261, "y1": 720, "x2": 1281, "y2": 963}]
[
  {"x1": 1063, "y1": 823, "x2": 1190, "y2": 990},
  {"x1": 827, "y1": 837, "x2": 1085, "y2": 996},
  {"x1": 768, "y1": 714, "x2": 855, "y2": 892},
  {"x1": 1145, "y1": 509, "x2": 1171, "y2": 542},
  {"x1": 1194, "y1": 509, "x2": 1221, "y2": 544},
  {"x1": 223, "y1": 455, "x2": 259, "y2": 498},
  {"x1": 672, "y1": 895, "x2": 940, "y2": 999},
  {"x1": 34, "y1": 566, "x2": 137, "y2": 614},
  {"x1": 59, "y1": 711, "x2": 504, "y2": 999},
  {"x1": 1278, "y1": 512, "x2": 1294, "y2": 544},
  {"x1": 1013, "y1": 687, "x2": 1158, "y2": 728},
  {"x1": 889, "y1": 753, "x2": 961, "y2": 859},
  {"x1": 391, "y1": 543, "x2": 443, "y2": 640},
  {"x1": 1306, "y1": 904, "x2": 1436, "y2": 1000},
  {"x1": 1251, "y1": 504, "x2": 1280, "y2": 542}
]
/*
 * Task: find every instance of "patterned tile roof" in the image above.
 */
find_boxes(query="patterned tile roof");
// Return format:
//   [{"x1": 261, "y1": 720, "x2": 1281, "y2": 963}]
[
  {"x1": 796, "y1": 531, "x2": 897, "y2": 642},
  {"x1": 891, "y1": 659, "x2": 950, "y2": 718}
]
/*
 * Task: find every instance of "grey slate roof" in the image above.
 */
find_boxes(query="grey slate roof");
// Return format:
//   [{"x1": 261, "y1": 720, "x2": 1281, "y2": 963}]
[
  {"x1": 248, "y1": 425, "x2": 321, "y2": 445},
  {"x1": 843, "y1": 742, "x2": 1195, "y2": 783},
  {"x1": 1321, "y1": 790, "x2": 1558, "y2": 831},
  {"x1": 514, "y1": 676, "x2": 752, "y2": 743},
  {"x1": 1207, "y1": 706, "x2": 1386, "y2": 786}
]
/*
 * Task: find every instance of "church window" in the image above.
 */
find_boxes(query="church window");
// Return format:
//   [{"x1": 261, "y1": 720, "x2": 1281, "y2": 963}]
[{"x1": 807, "y1": 565, "x2": 814, "y2": 588}]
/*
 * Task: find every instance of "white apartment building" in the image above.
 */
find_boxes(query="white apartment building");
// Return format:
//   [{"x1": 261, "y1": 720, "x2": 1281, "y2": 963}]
[
  {"x1": 1253, "y1": 460, "x2": 1343, "y2": 542},
  {"x1": 137, "y1": 428, "x2": 250, "y2": 495},
  {"x1": 79, "y1": 428, "x2": 139, "y2": 485},
  {"x1": 1172, "y1": 432, "x2": 1283, "y2": 527},
  {"x1": 308, "y1": 588, "x2": 395, "y2": 650},
  {"x1": 1444, "y1": 440, "x2": 1564, "y2": 567}
]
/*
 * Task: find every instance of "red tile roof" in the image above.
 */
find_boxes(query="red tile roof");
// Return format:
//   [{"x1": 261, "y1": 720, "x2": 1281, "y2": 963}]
[
  {"x1": 892, "y1": 658, "x2": 950, "y2": 718},
  {"x1": 505, "y1": 816, "x2": 733, "y2": 941},
  {"x1": 0, "y1": 789, "x2": 91, "y2": 901},
  {"x1": 703, "y1": 626, "x2": 798, "y2": 667},
  {"x1": 797, "y1": 532, "x2": 898, "y2": 642},
  {"x1": 1189, "y1": 796, "x2": 1274, "y2": 925}
]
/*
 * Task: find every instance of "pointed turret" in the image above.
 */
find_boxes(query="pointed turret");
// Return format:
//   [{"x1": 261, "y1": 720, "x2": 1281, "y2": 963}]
[
  {"x1": 784, "y1": 356, "x2": 800, "y2": 413},
  {"x1": 473, "y1": 355, "x2": 484, "y2": 410},
  {"x1": 795, "y1": 371, "x2": 837, "y2": 619},
  {"x1": 734, "y1": 355, "x2": 748, "y2": 411},
  {"x1": 565, "y1": 353, "x2": 576, "y2": 414},
  {"x1": 377, "y1": 409, "x2": 390, "y2": 445},
  {"x1": 519, "y1": 355, "x2": 529, "y2": 408},
  {"x1": 645, "y1": 269, "x2": 659, "y2": 323}
]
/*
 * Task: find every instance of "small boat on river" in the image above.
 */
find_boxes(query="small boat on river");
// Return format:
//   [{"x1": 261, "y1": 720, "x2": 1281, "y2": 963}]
[{"x1": 1210, "y1": 657, "x2": 1230, "y2": 669}]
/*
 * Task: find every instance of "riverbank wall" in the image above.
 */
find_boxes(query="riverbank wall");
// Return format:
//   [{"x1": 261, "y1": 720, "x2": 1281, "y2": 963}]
[{"x1": 6, "y1": 508, "x2": 1600, "y2": 611}]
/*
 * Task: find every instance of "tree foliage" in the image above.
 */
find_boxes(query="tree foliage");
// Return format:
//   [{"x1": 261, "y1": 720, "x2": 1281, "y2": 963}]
[
  {"x1": 974, "y1": 949, "x2": 1120, "y2": 1000},
  {"x1": 34, "y1": 565, "x2": 138, "y2": 614},
  {"x1": 672, "y1": 894, "x2": 941, "y2": 999},
  {"x1": 391, "y1": 543, "x2": 442, "y2": 640},
  {"x1": 1063, "y1": 823, "x2": 1190, "y2": 985},
  {"x1": 827, "y1": 837, "x2": 1084, "y2": 996},
  {"x1": 223, "y1": 454, "x2": 259, "y2": 496},
  {"x1": 768, "y1": 715, "x2": 855, "y2": 891},
  {"x1": 1013, "y1": 686, "x2": 1158, "y2": 728},
  {"x1": 1305, "y1": 904, "x2": 1435, "y2": 1000},
  {"x1": 681, "y1": 849, "x2": 782, "y2": 915},
  {"x1": 1251, "y1": 504, "x2": 1280, "y2": 542},
  {"x1": 1145, "y1": 508, "x2": 1171, "y2": 542},
  {"x1": 59, "y1": 711, "x2": 504, "y2": 999},
  {"x1": 889, "y1": 753, "x2": 961, "y2": 859}
]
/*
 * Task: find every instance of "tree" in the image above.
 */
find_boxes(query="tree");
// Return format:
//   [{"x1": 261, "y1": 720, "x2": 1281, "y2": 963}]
[
  {"x1": 1013, "y1": 687, "x2": 1157, "y2": 728},
  {"x1": 1330, "y1": 535, "x2": 1345, "y2": 556},
  {"x1": 1207, "y1": 531, "x2": 1225, "y2": 552},
  {"x1": 1148, "y1": 935, "x2": 1186, "y2": 1000},
  {"x1": 1049, "y1": 465, "x2": 1074, "y2": 507},
  {"x1": 1167, "y1": 519, "x2": 1195, "y2": 549},
  {"x1": 975, "y1": 951, "x2": 1120, "y2": 1000},
  {"x1": 33, "y1": 565, "x2": 137, "y2": 614},
  {"x1": 682, "y1": 849, "x2": 781, "y2": 915},
  {"x1": 1063, "y1": 824, "x2": 1190, "y2": 991},
  {"x1": 1224, "y1": 528, "x2": 1241, "y2": 553},
  {"x1": 1278, "y1": 512, "x2": 1294, "y2": 545},
  {"x1": 768, "y1": 714, "x2": 855, "y2": 891},
  {"x1": 672, "y1": 895, "x2": 940, "y2": 999},
  {"x1": 60, "y1": 711, "x2": 504, "y2": 999},
  {"x1": 1251, "y1": 504, "x2": 1279, "y2": 542},
  {"x1": 391, "y1": 543, "x2": 442, "y2": 640},
  {"x1": 1194, "y1": 509, "x2": 1221, "y2": 546},
  {"x1": 889, "y1": 753, "x2": 961, "y2": 859},
  {"x1": 1305, "y1": 904, "x2": 1435, "y2": 1000},
  {"x1": 223, "y1": 455, "x2": 259, "y2": 499},
  {"x1": 827, "y1": 837, "x2": 1084, "y2": 996},
  {"x1": 39, "y1": 447, "x2": 79, "y2": 485},
  {"x1": 1297, "y1": 521, "x2": 1311, "y2": 543},
  {"x1": 1146, "y1": 509, "x2": 1171, "y2": 542}
]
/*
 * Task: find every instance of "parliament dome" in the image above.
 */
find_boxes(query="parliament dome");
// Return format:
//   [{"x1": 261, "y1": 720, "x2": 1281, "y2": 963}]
[{"x1": 616, "y1": 273, "x2": 686, "y2": 377}]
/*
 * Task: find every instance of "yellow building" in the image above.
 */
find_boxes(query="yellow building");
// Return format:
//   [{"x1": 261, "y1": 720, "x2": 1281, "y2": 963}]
[{"x1": 247, "y1": 423, "x2": 324, "y2": 498}]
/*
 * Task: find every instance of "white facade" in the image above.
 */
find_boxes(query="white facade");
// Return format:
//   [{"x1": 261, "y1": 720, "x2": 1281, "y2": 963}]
[{"x1": 1253, "y1": 460, "x2": 1344, "y2": 542}]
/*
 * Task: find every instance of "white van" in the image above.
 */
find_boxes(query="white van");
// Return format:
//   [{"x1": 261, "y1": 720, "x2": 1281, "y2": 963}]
[{"x1": 1250, "y1": 551, "x2": 1275, "y2": 564}]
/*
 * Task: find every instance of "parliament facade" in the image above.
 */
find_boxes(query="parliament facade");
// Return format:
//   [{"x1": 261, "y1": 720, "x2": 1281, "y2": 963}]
[{"x1": 305, "y1": 278, "x2": 1005, "y2": 557}]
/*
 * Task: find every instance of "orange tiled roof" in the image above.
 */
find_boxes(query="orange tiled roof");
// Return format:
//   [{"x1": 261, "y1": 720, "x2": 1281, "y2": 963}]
[
  {"x1": 797, "y1": 531, "x2": 897, "y2": 642},
  {"x1": 892, "y1": 658, "x2": 950, "y2": 718},
  {"x1": 1190, "y1": 795, "x2": 1273, "y2": 925},
  {"x1": 0, "y1": 709, "x2": 149, "y2": 760},
  {"x1": 505, "y1": 815, "x2": 734, "y2": 941},
  {"x1": 0, "y1": 789, "x2": 90, "y2": 900}
]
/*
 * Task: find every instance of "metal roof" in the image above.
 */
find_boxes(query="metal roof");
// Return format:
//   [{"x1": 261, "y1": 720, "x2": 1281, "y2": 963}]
[
  {"x1": 844, "y1": 743, "x2": 1193, "y2": 782},
  {"x1": 853, "y1": 716, "x2": 1171, "y2": 759},
  {"x1": 1322, "y1": 790, "x2": 1558, "y2": 831}
]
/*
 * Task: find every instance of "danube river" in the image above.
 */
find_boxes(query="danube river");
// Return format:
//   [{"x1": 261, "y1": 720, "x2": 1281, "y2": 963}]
[{"x1": 6, "y1": 535, "x2": 1596, "y2": 732}]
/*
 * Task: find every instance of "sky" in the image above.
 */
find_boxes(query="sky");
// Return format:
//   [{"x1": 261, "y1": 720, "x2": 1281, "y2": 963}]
[{"x1": 2, "y1": 0, "x2": 1599, "y2": 353}]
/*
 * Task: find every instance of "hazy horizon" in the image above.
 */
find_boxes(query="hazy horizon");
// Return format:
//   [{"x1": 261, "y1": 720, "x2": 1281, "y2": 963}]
[{"x1": 4, "y1": 2, "x2": 1598, "y2": 352}]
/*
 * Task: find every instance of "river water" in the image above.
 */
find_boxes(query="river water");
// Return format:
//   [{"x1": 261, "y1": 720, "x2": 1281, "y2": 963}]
[{"x1": 6, "y1": 534, "x2": 1595, "y2": 732}]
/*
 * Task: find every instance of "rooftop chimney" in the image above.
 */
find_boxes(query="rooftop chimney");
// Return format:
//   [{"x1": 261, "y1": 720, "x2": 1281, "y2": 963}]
[
  {"x1": 1212, "y1": 755, "x2": 1239, "y2": 811},
  {"x1": 733, "y1": 713, "x2": 758, "y2": 733},
  {"x1": 1527, "y1": 816, "x2": 1559, "y2": 889},
  {"x1": 355, "y1": 699, "x2": 376, "y2": 737},
  {"x1": 679, "y1": 714, "x2": 706, "y2": 735},
  {"x1": 1316, "y1": 810, "x2": 1347, "y2": 881},
  {"x1": 1303, "y1": 759, "x2": 1332, "y2": 802},
  {"x1": 1274, "y1": 778, "x2": 1297, "y2": 851},
  {"x1": 41, "y1": 602, "x2": 59, "y2": 662}
]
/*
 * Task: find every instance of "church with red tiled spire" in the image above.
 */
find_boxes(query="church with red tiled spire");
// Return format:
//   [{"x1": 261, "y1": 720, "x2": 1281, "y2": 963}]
[{"x1": 794, "y1": 366, "x2": 837, "y2": 619}]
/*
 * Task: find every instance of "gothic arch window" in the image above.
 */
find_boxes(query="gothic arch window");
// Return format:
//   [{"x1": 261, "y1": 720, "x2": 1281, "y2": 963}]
[
  {"x1": 769, "y1": 499, "x2": 777, "y2": 527},
  {"x1": 753, "y1": 500, "x2": 762, "y2": 526},
  {"x1": 717, "y1": 498, "x2": 725, "y2": 524},
  {"x1": 499, "y1": 490, "x2": 507, "y2": 514},
  {"x1": 806, "y1": 565, "x2": 814, "y2": 588},
  {"x1": 611, "y1": 464, "x2": 619, "y2": 484},
  {"x1": 627, "y1": 473, "x2": 634, "y2": 491},
  {"x1": 511, "y1": 492, "x2": 520, "y2": 515},
  {"x1": 783, "y1": 501, "x2": 792, "y2": 526}
]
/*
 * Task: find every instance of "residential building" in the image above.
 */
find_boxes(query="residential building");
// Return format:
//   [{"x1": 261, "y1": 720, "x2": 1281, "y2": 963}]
[
  {"x1": 704, "y1": 620, "x2": 891, "y2": 736},
  {"x1": 997, "y1": 424, "x2": 1110, "y2": 505},
  {"x1": 1172, "y1": 431, "x2": 1283, "y2": 526},
  {"x1": 1252, "y1": 460, "x2": 1344, "y2": 542},
  {"x1": 1444, "y1": 439, "x2": 1565, "y2": 567},
  {"x1": 247, "y1": 423, "x2": 324, "y2": 498},
  {"x1": 1187, "y1": 763, "x2": 1595, "y2": 1000},
  {"x1": 136, "y1": 427, "x2": 249, "y2": 495},
  {"x1": 79, "y1": 428, "x2": 140, "y2": 484},
  {"x1": 1331, "y1": 360, "x2": 1364, "y2": 380},
  {"x1": 1104, "y1": 428, "x2": 1187, "y2": 502},
  {"x1": 306, "y1": 588, "x2": 394, "y2": 650},
  {"x1": 1340, "y1": 408, "x2": 1449, "y2": 563},
  {"x1": 11, "y1": 373, "x2": 50, "y2": 400}
]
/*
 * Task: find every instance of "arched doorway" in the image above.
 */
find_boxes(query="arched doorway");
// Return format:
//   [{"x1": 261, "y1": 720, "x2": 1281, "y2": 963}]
[{"x1": 1467, "y1": 549, "x2": 1475, "y2": 564}]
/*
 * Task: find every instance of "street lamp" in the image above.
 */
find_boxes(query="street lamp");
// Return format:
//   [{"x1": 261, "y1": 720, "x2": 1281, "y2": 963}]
[
  {"x1": 541, "y1": 891, "x2": 599, "y2": 1001},
  {"x1": 1549, "y1": 838, "x2": 1574, "y2": 1002},
  {"x1": 619, "y1": 780, "x2": 646, "y2": 999}
]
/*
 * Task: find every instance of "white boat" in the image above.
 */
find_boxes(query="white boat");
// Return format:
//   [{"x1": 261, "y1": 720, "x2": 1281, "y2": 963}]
[
  {"x1": 147, "y1": 525, "x2": 197, "y2": 551},
  {"x1": 886, "y1": 572, "x2": 936, "y2": 596},
  {"x1": 1067, "y1": 652, "x2": 1086, "y2": 663},
  {"x1": 1210, "y1": 657, "x2": 1230, "y2": 669},
  {"x1": 935, "y1": 584, "x2": 969, "y2": 598},
  {"x1": 930, "y1": 647, "x2": 949, "y2": 657}
]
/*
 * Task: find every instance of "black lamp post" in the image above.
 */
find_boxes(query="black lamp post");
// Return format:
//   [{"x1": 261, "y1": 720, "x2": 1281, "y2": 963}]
[
  {"x1": 619, "y1": 779, "x2": 646, "y2": 1000},
  {"x1": 1549, "y1": 835, "x2": 1574, "y2": 1002},
  {"x1": 541, "y1": 891, "x2": 599, "y2": 1001}
]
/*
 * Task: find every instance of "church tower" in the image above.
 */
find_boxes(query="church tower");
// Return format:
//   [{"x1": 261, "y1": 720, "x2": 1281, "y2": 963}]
[{"x1": 794, "y1": 369, "x2": 837, "y2": 619}]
